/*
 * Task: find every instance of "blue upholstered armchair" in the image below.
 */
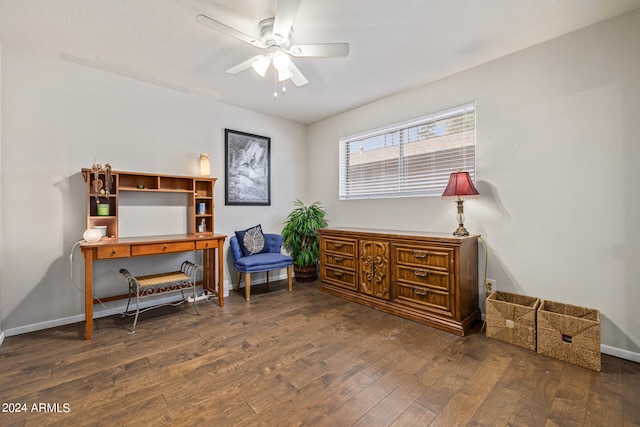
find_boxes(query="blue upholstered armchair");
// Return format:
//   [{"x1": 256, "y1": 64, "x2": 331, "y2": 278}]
[{"x1": 229, "y1": 233, "x2": 293, "y2": 301}]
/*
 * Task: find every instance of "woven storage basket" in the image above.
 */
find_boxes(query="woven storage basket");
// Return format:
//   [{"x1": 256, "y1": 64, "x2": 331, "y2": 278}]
[
  {"x1": 537, "y1": 300, "x2": 601, "y2": 371},
  {"x1": 485, "y1": 291, "x2": 540, "y2": 351}
]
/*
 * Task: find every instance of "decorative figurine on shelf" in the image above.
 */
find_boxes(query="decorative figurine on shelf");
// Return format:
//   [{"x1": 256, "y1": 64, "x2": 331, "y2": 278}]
[{"x1": 90, "y1": 160, "x2": 113, "y2": 204}]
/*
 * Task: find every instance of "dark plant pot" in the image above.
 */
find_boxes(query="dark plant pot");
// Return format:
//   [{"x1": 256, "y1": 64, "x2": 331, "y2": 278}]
[{"x1": 294, "y1": 264, "x2": 317, "y2": 283}]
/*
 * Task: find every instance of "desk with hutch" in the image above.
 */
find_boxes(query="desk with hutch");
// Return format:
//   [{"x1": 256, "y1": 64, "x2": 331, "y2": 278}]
[{"x1": 80, "y1": 168, "x2": 226, "y2": 340}]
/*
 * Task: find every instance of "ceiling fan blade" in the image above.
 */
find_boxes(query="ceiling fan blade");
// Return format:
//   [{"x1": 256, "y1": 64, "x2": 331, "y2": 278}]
[
  {"x1": 225, "y1": 55, "x2": 266, "y2": 75},
  {"x1": 287, "y1": 61, "x2": 309, "y2": 87},
  {"x1": 196, "y1": 14, "x2": 265, "y2": 48},
  {"x1": 272, "y1": 0, "x2": 301, "y2": 43},
  {"x1": 288, "y1": 43, "x2": 350, "y2": 58}
]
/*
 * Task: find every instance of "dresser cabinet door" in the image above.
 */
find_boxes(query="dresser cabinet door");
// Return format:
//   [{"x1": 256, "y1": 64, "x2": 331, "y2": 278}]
[{"x1": 359, "y1": 240, "x2": 391, "y2": 300}]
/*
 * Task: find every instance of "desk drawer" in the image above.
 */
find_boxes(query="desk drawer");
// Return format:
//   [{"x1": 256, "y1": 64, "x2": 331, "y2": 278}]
[
  {"x1": 131, "y1": 241, "x2": 195, "y2": 256},
  {"x1": 96, "y1": 245, "x2": 131, "y2": 259},
  {"x1": 196, "y1": 240, "x2": 218, "y2": 250}
]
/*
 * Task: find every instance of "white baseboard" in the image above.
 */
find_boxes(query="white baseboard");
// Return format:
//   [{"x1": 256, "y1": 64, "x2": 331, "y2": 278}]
[
  {"x1": 601, "y1": 344, "x2": 640, "y2": 363},
  {"x1": 3, "y1": 292, "x2": 195, "y2": 338},
  {"x1": 234, "y1": 272, "x2": 289, "y2": 288}
]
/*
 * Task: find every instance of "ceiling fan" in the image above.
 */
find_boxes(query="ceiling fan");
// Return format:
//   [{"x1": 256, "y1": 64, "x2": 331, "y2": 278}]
[{"x1": 196, "y1": 0, "x2": 349, "y2": 91}]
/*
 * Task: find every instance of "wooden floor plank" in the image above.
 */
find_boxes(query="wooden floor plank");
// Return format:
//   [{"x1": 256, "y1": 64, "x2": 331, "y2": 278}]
[{"x1": 0, "y1": 281, "x2": 639, "y2": 426}]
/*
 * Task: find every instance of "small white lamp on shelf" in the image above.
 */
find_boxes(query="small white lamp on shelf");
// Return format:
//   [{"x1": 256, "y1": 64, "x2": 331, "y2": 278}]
[{"x1": 199, "y1": 153, "x2": 210, "y2": 177}]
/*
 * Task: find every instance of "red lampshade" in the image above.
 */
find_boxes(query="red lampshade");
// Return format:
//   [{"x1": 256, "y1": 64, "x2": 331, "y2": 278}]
[{"x1": 442, "y1": 171, "x2": 479, "y2": 199}]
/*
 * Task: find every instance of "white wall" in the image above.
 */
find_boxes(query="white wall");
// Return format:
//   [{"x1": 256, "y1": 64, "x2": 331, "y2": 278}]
[
  {"x1": 307, "y1": 11, "x2": 640, "y2": 358},
  {"x1": 0, "y1": 47, "x2": 306, "y2": 333}
]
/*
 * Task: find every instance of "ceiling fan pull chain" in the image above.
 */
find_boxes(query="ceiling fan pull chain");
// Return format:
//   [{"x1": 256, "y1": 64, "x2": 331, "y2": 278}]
[{"x1": 273, "y1": 70, "x2": 278, "y2": 99}]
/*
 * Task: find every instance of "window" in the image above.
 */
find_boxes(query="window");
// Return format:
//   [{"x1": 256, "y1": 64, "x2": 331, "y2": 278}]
[{"x1": 339, "y1": 103, "x2": 476, "y2": 200}]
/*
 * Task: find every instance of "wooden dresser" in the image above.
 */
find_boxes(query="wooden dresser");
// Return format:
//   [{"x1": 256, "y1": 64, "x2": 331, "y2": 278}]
[{"x1": 318, "y1": 227, "x2": 479, "y2": 335}]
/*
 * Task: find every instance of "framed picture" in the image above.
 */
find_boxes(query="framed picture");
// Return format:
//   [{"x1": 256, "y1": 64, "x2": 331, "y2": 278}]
[{"x1": 225, "y1": 129, "x2": 271, "y2": 206}]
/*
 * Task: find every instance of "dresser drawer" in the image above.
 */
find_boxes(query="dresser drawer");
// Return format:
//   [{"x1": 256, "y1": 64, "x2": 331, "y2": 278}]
[
  {"x1": 394, "y1": 244, "x2": 453, "y2": 272},
  {"x1": 322, "y1": 252, "x2": 356, "y2": 271},
  {"x1": 96, "y1": 245, "x2": 131, "y2": 259},
  {"x1": 321, "y1": 266, "x2": 357, "y2": 291},
  {"x1": 131, "y1": 241, "x2": 195, "y2": 256},
  {"x1": 322, "y1": 238, "x2": 357, "y2": 256},
  {"x1": 395, "y1": 282, "x2": 452, "y2": 315},
  {"x1": 395, "y1": 264, "x2": 450, "y2": 291}
]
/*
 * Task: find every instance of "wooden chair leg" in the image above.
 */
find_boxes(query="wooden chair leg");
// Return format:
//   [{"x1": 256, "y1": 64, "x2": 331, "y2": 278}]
[
  {"x1": 235, "y1": 272, "x2": 241, "y2": 291},
  {"x1": 287, "y1": 266, "x2": 292, "y2": 292},
  {"x1": 244, "y1": 272, "x2": 251, "y2": 301},
  {"x1": 266, "y1": 271, "x2": 269, "y2": 290}
]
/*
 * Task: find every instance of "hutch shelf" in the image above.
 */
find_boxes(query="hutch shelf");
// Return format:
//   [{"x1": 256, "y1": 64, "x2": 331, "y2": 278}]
[{"x1": 81, "y1": 168, "x2": 216, "y2": 238}]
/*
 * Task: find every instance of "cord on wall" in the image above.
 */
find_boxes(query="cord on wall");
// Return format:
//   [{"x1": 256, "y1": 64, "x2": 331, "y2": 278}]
[{"x1": 478, "y1": 235, "x2": 489, "y2": 332}]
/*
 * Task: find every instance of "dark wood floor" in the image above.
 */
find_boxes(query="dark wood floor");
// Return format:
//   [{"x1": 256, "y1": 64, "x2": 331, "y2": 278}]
[{"x1": 1, "y1": 280, "x2": 639, "y2": 426}]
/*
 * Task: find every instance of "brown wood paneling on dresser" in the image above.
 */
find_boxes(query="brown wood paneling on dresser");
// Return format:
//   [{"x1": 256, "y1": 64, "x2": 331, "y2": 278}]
[{"x1": 318, "y1": 227, "x2": 479, "y2": 336}]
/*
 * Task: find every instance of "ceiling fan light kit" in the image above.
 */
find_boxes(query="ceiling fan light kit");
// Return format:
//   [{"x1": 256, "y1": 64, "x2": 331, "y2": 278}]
[{"x1": 197, "y1": 0, "x2": 349, "y2": 96}]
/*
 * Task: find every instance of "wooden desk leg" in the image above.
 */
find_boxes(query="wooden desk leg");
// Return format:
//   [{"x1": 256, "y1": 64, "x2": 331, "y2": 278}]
[
  {"x1": 217, "y1": 240, "x2": 224, "y2": 307},
  {"x1": 82, "y1": 248, "x2": 94, "y2": 340},
  {"x1": 202, "y1": 247, "x2": 212, "y2": 293}
]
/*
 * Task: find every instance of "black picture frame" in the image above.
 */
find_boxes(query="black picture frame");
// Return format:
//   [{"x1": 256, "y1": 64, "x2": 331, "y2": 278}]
[{"x1": 225, "y1": 129, "x2": 271, "y2": 206}]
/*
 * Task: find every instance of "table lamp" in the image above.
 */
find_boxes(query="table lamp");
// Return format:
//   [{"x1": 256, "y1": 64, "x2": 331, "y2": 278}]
[
  {"x1": 200, "y1": 153, "x2": 210, "y2": 177},
  {"x1": 441, "y1": 171, "x2": 479, "y2": 236}
]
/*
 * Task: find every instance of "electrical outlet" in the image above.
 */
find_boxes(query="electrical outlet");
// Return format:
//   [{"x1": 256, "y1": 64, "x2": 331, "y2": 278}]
[{"x1": 485, "y1": 279, "x2": 496, "y2": 295}]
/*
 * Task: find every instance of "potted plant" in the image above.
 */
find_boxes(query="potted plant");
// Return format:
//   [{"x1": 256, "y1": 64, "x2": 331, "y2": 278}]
[{"x1": 282, "y1": 200, "x2": 329, "y2": 282}]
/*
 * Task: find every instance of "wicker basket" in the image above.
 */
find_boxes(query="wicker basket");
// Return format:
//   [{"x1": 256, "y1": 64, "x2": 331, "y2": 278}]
[
  {"x1": 485, "y1": 291, "x2": 540, "y2": 351},
  {"x1": 537, "y1": 300, "x2": 601, "y2": 371}
]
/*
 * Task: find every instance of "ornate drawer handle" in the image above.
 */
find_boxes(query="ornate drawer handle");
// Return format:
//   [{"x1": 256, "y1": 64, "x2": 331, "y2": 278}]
[
  {"x1": 333, "y1": 242, "x2": 344, "y2": 248},
  {"x1": 333, "y1": 255, "x2": 344, "y2": 262},
  {"x1": 413, "y1": 287, "x2": 430, "y2": 296},
  {"x1": 412, "y1": 250, "x2": 428, "y2": 258},
  {"x1": 333, "y1": 271, "x2": 343, "y2": 277},
  {"x1": 413, "y1": 269, "x2": 430, "y2": 277}
]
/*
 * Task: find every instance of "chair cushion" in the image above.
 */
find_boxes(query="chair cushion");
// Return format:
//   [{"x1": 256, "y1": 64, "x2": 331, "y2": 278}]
[
  {"x1": 235, "y1": 224, "x2": 269, "y2": 257},
  {"x1": 234, "y1": 252, "x2": 293, "y2": 273}
]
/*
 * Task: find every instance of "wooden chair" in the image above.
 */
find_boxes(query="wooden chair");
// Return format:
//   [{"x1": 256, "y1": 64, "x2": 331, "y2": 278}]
[{"x1": 229, "y1": 233, "x2": 293, "y2": 301}]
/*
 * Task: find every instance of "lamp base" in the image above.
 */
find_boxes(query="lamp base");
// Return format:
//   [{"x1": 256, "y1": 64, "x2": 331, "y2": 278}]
[
  {"x1": 453, "y1": 225, "x2": 470, "y2": 237},
  {"x1": 452, "y1": 199, "x2": 469, "y2": 236}
]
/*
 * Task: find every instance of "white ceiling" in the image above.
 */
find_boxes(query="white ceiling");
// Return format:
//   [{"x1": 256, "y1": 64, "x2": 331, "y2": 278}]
[{"x1": 1, "y1": 0, "x2": 639, "y2": 125}]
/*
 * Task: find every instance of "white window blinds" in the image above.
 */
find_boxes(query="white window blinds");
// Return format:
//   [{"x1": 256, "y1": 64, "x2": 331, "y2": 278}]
[{"x1": 339, "y1": 103, "x2": 476, "y2": 200}]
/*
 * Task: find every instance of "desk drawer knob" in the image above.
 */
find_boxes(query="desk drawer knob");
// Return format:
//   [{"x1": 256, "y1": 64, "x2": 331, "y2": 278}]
[
  {"x1": 111, "y1": 250, "x2": 117, "y2": 256},
  {"x1": 163, "y1": 245, "x2": 168, "y2": 251}
]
